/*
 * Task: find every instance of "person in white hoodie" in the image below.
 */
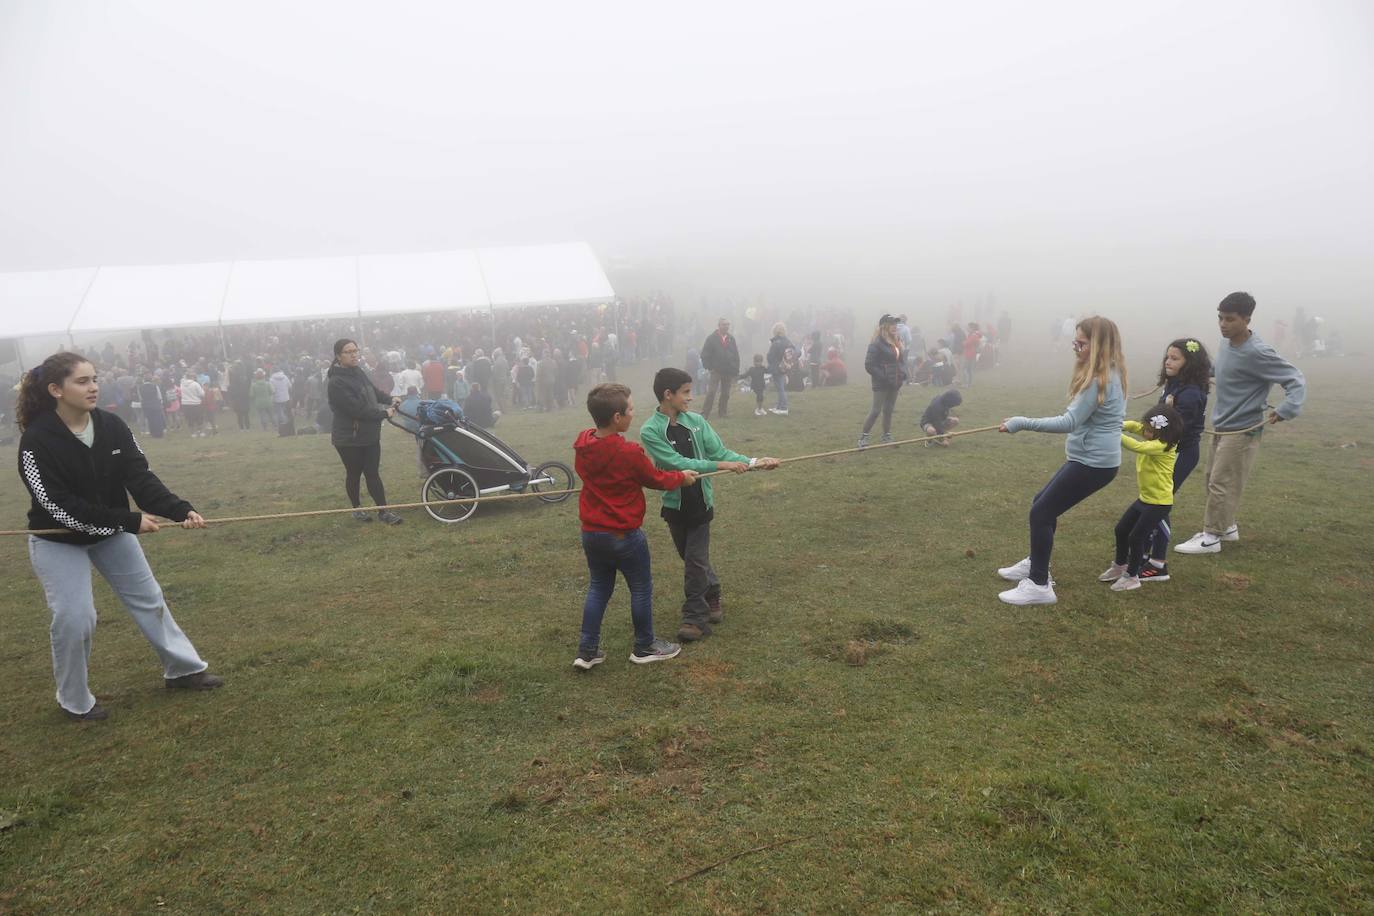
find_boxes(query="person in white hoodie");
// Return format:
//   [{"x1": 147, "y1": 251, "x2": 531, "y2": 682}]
[
  {"x1": 179, "y1": 370, "x2": 206, "y2": 437},
  {"x1": 269, "y1": 368, "x2": 292, "y2": 427}
]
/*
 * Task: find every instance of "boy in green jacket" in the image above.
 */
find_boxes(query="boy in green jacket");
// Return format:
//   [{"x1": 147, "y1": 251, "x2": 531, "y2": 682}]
[{"x1": 641, "y1": 368, "x2": 780, "y2": 642}]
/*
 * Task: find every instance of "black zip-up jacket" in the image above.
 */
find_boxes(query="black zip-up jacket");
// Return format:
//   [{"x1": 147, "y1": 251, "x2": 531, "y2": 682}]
[
  {"x1": 19, "y1": 408, "x2": 193, "y2": 544},
  {"x1": 864, "y1": 339, "x2": 907, "y2": 391},
  {"x1": 700, "y1": 331, "x2": 741, "y2": 376},
  {"x1": 327, "y1": 363, "x2": 392, "y2": 447}
]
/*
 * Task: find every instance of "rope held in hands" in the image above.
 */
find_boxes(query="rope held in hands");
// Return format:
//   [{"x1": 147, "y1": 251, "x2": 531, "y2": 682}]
[{"x1": 0, "y1": 417, "x2": 1273, "y2": 538}]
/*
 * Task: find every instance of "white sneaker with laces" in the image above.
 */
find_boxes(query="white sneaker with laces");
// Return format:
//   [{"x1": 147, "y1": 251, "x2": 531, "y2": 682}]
[
  {"x1": 1098, "y1": 563, "x2": 1127, "y2": 582},
  {"x1": 770, "y1": 408, "x2": 789, "y2": 416},
  {"x1": 1221, "y1": 524, "x2": 1240, "y2": 542},
  {"x1": 1175, "y1": 532, "x2": 1221, "y2": 555},
  {"x1": 999, "y1": 578, "x2": 1057, "y2": 606},
  {"x1": 1111, "y1": 575, "x2": 1141, "y2": 592},
  {"x1": 997, "y1": 557, "x2": 1032, "y2": 581}
]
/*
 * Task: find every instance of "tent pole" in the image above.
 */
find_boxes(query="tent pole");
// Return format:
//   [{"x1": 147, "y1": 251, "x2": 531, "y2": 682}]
[{"x1": 68, "y1": 266, "x2": 102, "y2": 356}]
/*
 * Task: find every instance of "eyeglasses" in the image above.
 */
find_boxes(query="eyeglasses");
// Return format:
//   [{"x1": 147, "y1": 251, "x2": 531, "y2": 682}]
[
  {"x1": 340, "y1": 349, "x2": 360, "y2": 355},
  {"x1": 1072, "y1": 339, "x2": 1089, "y2": 353}
]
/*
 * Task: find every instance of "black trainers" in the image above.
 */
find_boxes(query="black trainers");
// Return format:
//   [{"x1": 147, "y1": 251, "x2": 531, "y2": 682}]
[
  {"x1": 630, "y1": 639, "x2": 681, "y2": 664},
  {"x1": 572, "y1": 648, "x2": 605, "y2": 670},
  {"x1": 1139, "y1": 563, "x2": 1171, "y2": 583},
  {"x1": 166, "y1": 671, "x2": 225, "y2": 690},
  {"x1": 63, "y1": 703, "x2": 109, "y2": 721},
  {"x1": 352, "y1": 510, "x2": 373, "y2": 522},
  {"x1": 377, "y1": 510, "x2": 404, "y2": 525}
]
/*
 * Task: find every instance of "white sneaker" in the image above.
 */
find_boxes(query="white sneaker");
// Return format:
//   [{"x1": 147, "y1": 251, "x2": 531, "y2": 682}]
[
  {"x1": 997, "y1": 557, "x2": 1032, "y2": 581},
  {"x1": 999, "y1": 578, "x2": 1057, "y2": 606},
  {"x1": 1098, "y1": 563, "x2": 1127, "y2": 582},
  {"x1": 1110, "y1": 575, "x2": 1141, "y2": 592},
  {"x1": 770, "y1": 408, "x2": 789, "y2": 416},
  {"x1": 1175, "y1": 532, "x2": 1221, "y2": 555},
  {"x1": 1221, "y1": 525, "x2": 1240, "y2": 542}
]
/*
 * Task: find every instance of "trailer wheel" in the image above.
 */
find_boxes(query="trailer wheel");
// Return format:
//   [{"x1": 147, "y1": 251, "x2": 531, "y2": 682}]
[
  {"x1": 422, "y1": 467, "x2": 480, "y2": 522},
  {"x1": 531, "y1": 461, "x2": 575, "y2": 503}
]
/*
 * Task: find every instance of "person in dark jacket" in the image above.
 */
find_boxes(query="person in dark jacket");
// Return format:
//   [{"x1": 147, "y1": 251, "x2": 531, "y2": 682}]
[
  {"x1": 698, "y1": 318, "x2": 741, "y2": 420},
  {"x1": 138, "y1": 372, "x2": 166, "y2": 438},
  {"x1": 228, "y1": 359, "x2": 252, "y2": 430},
  {"x1": 463, "y1": 383, "x2": 500, "y2": 428},
  {"x1": 16, "y1": 352, "x2": 222, "y2": 722},
  {"x1": 1141, "y1": 337, "x2": 1212, "y2": 578},
  {"x1": 858, "y1": 315, "x2": 907, "y2": 448},
  {"x1": 765, "y1": 323, "x2": 793, "y2": 415},
  {"x1": 920, "y1": 388, "x2": 963, "y2": 446},
  {"x1": 326, "y1": 339, "x2": 403, "y2": 524}
]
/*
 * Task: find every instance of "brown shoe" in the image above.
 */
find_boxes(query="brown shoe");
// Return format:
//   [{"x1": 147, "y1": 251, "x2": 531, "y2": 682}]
[
  {"x1": 707, "y1": 597, "x2": 723, "y2": 624},
  {"x1": 676, "y1": 623, "x2": 709, "y2": 642},
  {"x1": 166, "y1": 671, "x2": 225, "y2": 690},
  {"x1": 63, "y1": 703, "x2": 109, "y2": 721}
]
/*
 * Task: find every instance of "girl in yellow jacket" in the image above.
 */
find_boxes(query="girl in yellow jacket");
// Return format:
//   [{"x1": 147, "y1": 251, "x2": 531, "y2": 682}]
[{"x1": 1099, "y1": 404, "x2": 1185, "y2": 591}]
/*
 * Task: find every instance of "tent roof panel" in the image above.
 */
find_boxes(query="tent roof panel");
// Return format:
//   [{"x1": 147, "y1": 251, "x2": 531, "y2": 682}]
[
  {"x1": 69, "y1": 262, "x2": 232, "y2": 334},
  {"x1": 0, "y1": 268, "x2": 98, "y2": 337},
  {"x1": 478, "y1": 243, "x2": 613, "y2": 308},
  {"x1": 357, "y1": 249, "x2": 489, "y2": 317},
  {"x1": 220, "y1": 257, "x2": 358, "y2": 325}
]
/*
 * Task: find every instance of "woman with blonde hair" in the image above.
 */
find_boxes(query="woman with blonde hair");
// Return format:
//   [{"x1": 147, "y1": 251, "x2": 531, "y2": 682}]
[
  {"x1": 995, "y1": 316, "x2": 1127, "y2": 606},
  {"x1": 858, "y1": 314, "x2": 908, "y2": 447},
  {"x1": 765, "y1": 322, "x2": 793, "y2": 415}
]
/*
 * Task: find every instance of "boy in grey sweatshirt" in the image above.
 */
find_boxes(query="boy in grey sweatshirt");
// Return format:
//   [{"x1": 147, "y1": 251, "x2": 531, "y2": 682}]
[{"x1": 1176, "y1": 292, "x2": 1306, "y2": 555}]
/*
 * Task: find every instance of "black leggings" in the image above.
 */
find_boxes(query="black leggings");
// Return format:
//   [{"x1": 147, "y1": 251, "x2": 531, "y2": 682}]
[
  {"x1": 862, "y1": 388, "x2": 900, "y2": 435},
  {"x1": 335, "y1": 444, "x2": 388, "y2": 508},
  {"x1": 1116, "y1": 499, "x2": 1172, "y2": 576},
  {"x1": 1028, "y1": 460, "x2": 1118, "y2": 585},
  {"x1": 1148, "y1": 442, "x2": 1200, "y2": 560}
]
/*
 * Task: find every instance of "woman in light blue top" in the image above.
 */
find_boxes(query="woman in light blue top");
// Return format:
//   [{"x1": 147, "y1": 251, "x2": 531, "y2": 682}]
[{"x1": 995, "y1": 316, "x2": 1127, "y2": 606}]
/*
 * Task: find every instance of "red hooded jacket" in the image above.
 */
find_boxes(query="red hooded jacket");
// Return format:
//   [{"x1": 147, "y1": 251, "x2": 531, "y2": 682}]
[{"x1": 574, "y1": 429, "x2": 686, "y2": 533}]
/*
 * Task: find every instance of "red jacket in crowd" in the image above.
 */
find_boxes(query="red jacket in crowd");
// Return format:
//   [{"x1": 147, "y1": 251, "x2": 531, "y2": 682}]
[{"x1": 573, "y1": 429, "x2": 686, "y2": 533}]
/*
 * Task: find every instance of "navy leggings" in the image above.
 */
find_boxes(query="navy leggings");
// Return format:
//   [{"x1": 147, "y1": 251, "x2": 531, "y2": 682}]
[
  {"x1": 1148, "y1": 442, "x2": 1200, "y2": 560},
  {"x1": 1028, "y1": 461, "x2": 1119, "y2": 586}
]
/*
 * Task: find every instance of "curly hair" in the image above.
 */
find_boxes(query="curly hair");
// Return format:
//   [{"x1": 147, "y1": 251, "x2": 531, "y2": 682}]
[
  {"x1": 1156, "y1": 338, "x2": 1213, "y2": 390},
  {"x1": 14, "y1": 352, "x2": 93, "y2": 431}
]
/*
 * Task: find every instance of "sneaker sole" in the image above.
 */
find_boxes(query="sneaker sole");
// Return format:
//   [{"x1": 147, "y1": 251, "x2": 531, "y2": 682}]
[
  {"x1": 1140, "y1": 575, "x2": 1171, "y2": 583},
  {"x1": 998, "y1": 570, "x2": 1030, "y2": 582},
  {"x1": 630, "y1": 647, "x2": 682, "y2": 664},
  {"x1": 1175, "y1": 543, "x2": 1220, "y2": 554},
  {"x1": 572, "y1": 657, "x2": 604, "y2": 670},
  {"x1": 998, "y1": 594, "x2": 1057, "y2": 606}
]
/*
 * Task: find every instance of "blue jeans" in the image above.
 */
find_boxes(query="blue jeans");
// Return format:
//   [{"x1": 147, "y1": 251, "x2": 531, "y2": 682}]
[
  {"x1": 580, "y1": 529, "x2": 655, "y2": 653},
  {"x1": 772, "y1": 369, "x2": 788, "y2": 410},
  {"x1": 1028, "y1": 461, "x2": 1118, "y2": 586}
]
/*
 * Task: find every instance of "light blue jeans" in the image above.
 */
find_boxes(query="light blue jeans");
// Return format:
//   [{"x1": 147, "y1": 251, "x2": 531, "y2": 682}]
[
  {"x1": 772, "y1": 368, "x2": 788, "y2": 410},
  {"x1": 29, "y1": 533, "x2": 208, "y2": 714}
]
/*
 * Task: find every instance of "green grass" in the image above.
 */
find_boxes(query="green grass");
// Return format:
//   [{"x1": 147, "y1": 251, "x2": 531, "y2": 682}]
[{"x1": 1, "y1": 354, "x2": 1371, "y2": 912}]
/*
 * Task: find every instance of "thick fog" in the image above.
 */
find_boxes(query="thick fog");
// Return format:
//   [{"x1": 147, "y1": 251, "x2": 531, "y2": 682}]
[{"x1": 2, "y1": 0, "x2": 1372, "y2": 343}]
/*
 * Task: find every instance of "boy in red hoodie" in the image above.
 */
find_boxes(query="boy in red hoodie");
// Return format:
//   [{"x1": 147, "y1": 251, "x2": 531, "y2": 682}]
[{"x1": 573, "y1": 383, "x2": 699, "y2": 670}]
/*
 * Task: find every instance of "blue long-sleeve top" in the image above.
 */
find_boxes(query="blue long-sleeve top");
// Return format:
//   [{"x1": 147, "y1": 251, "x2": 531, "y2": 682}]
[
  {"x1": 1003, "y1": 371, "x2": 1125, "y2": 468},
  {"x1": 1211, "y1": 332, "x2": 1305, "y2": 431}
]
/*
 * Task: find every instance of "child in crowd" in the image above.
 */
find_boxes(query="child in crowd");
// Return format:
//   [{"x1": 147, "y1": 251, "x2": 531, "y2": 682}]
[
  {"x1": 1100, "y1": 404, "x2": 1184, "y2": 591},
  {"x1": 641, "y1": 368, "x2": 780, "y2": 642},
  {"x1": 740, "y1": 354, "x2": 768, "y2": 416},
  {"x1": 572, "y1": 383, "x2": 698, "y2": 670},
  {"x1": 919, "y1": 388, "x2": 963, "y2": 446},
  {"x1": 1139, "y1": 338, "x2": 1211, "y2": 579}
]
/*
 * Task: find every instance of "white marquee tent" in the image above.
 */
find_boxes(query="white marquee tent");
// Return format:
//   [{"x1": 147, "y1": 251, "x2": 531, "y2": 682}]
[{"x1": 0, "y1": 242, "x2": 614, "y2": 363}]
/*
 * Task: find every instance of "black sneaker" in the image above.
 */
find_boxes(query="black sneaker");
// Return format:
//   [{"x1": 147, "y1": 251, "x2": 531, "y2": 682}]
[
  {"x1": 630, "y1": 639, "x2": 681, "y2": 664},
  {"x1": 572, "y1": 648, "x2": 605, "y2": 670},
  {"x1": 166, "y1": 671, "x2": 225, "y2": 690},
  {"x1": 352, "y1": 510, "x2": 373, "y2": 522},
  {"x1": 1139, "y1": 563, "x2": 1171, "y2": 583},
  {"x1": 63, "y1": 703, "x2": 109, "y2": 721},
  {"x1": 377, "y1": 510, "x2": 404, "y2": 525}
]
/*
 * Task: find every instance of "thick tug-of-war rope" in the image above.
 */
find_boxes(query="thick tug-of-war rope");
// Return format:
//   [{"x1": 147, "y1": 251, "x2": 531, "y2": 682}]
[{"x1": 0, "y1": 418, "x2": 1274, "y2": 537}]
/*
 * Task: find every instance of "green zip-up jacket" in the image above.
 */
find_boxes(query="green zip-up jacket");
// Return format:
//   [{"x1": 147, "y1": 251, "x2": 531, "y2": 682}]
[{"x1": 639, "y1": 408, "x2": 751, "y2": 512}]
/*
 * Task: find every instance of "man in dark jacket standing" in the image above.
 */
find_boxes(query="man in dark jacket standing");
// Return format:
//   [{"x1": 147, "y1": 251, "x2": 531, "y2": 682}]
[{"x1": 698, "y1": 318, "x2": 740, "y2": 420}]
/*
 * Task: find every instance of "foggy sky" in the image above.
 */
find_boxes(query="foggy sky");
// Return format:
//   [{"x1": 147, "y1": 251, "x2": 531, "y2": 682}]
[{"x1": 2, "y1": 0, "x2": 1372, "y2": 329}]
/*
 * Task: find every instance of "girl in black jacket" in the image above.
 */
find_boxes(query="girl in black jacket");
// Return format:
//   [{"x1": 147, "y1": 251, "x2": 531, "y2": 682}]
[
  {"x1": 326, "y1": 338, "x2": 403, "y2": 524},
  {"x1": 17, "y1": 352, "x2": 222, "y2": 721},
  {"x1": 858, "y1": 315, "x2": 907, "y2": 447}
]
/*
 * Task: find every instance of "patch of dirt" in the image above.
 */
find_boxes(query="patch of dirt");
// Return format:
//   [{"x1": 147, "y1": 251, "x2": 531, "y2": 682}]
[
  {"x1": 1199, "y1": 699, "x2": 1338, "y2": 752},
  {"x1": 683, "y1": 659, "x2": 740, "y2": 691},
  {"x1": 1218, "y1": 572, "x2": 1252, "y2": 591}
]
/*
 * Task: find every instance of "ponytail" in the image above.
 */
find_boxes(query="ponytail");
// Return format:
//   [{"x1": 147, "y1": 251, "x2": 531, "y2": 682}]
[{"x1": 15, "y1": 352, "x2": 90, "y2": 430}]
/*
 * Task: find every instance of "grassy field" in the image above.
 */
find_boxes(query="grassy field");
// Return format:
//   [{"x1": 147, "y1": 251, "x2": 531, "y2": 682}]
[{"x1": 1, "y1": 352, "x2": 1370, "y2": 912}]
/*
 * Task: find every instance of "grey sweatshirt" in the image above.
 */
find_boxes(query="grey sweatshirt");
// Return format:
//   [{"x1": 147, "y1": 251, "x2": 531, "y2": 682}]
[
  {"x1": 1003, "y1": 371, "x2": 1125, "y2": 468},
  {"x1": 1212, "y1": 332, "x2": 1305, "y2": 431}
]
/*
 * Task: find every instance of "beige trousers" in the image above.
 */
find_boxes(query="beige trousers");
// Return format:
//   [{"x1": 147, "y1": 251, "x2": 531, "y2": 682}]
[{"x1": 1201, "y1": 429, "x2": 1264, "y2": 536}]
